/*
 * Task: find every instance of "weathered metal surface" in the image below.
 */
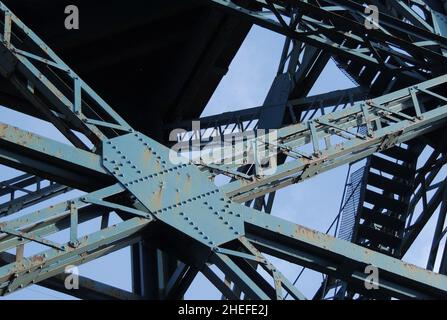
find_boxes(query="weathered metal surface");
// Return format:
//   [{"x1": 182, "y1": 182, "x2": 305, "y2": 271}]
[
  {"x1": 0, "y1": 0, "x2": 252, "y2": 139},
  {"x1": 0, "y1": 0, "x2": 446, "y2": 300},
  {"x1": 103, "y1": 133, "x2": 245, "y2": 246}
]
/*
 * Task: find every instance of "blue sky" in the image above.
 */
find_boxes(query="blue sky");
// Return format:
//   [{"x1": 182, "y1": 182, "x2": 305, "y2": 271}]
[{"x1": 1, "y1": 25, "x2": 444, "y2": 300}]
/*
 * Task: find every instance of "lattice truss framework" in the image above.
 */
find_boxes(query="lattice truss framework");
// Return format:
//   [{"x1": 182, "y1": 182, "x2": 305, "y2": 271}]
[{"x1": 0, "y1": 0, "x2": 447, "y2": 300}]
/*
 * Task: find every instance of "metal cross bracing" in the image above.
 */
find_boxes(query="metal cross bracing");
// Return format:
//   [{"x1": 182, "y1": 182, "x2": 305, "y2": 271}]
[
  {"x1": 317, "y1": 134, "x2": 447, "y2": 299},
  {"x1": 0, "y1": 0, "x2": 446, "y2": 300},
  {"x1": 193, "y1": 0, "x2": 447, "y2": 299}
]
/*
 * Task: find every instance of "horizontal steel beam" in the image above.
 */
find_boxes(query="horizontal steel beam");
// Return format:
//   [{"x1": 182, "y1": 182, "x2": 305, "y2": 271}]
[
  {"x1": 167, "y1": 87, "x2": 368, "y2": 148},
  {"x1": 0, "y1": 174, "x2": 70, "y2": 218},
  {"x1": 242, "y1": 210, "x2": 447, "y2": 299},
  {"x1": 0, "y1": 123, "x2": 113, "y2": 190}
]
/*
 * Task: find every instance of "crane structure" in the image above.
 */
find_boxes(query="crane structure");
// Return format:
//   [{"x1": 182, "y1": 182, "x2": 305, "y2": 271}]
[{"x1": 0, "y1": 0, "x2": 447, "y2": 300}]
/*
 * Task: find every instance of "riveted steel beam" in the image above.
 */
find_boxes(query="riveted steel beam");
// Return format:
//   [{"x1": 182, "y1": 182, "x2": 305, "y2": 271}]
[
  {"x1": 0, "y1": 123, "x2": 113, "y2": 190},
  {"x1": 242, "y1": 210, "x2": 447, "y2": 299},
  {"x1": 0, "y1": 251, "x2": 140, "y2": 300}
]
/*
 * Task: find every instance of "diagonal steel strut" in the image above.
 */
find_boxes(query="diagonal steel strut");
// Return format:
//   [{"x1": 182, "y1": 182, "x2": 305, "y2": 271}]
[{"x1": 0, "y1": 1, "x2": 445, "y2": 300}]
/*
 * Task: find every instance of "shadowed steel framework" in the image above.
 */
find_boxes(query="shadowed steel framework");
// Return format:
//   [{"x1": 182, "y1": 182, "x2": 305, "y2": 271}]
[{"x1": 0, "y1": 0, "x2": 446, "y2": 300}]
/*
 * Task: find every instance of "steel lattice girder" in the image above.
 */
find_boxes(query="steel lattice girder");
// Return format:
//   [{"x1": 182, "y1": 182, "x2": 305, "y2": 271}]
[
  {"x1": 167, "y1": 87, "x2": 368, "y2": 149},
  {"x1": 0, "y1": 0, "x2": 445, "y2": 300},
  {"x1": 0, "y1": 174, "x2": 70, "y2": 218},
  {"x1": 200, "y1": 74, "x2": 447, "y2": 202},
  {"x1": 204, "y1": 0, "x2": 447, "y2": 81}
]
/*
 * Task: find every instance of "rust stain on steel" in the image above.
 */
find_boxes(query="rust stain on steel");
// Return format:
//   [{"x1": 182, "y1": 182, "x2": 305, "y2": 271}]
[
  {"x1": 175, "y1": 188, "x2": 180, "y2": 204},
  {"x1": 152, "y1": 186, "x2": 163, "y2": 210},
  {"x1": 30, "y1": 255, "x2": 44, "y2": 264},
  {"x1": 143, "y1": 148, "x2": 152, "y2": 163},
  {"x1": 402, "y1": 262, "x2": 419, "y2": 273}
]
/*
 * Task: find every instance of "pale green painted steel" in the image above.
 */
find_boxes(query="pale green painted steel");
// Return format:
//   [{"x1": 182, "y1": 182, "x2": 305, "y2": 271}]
[{"x1": 0, "y1": 0, "x2": 446, "y2": 300}]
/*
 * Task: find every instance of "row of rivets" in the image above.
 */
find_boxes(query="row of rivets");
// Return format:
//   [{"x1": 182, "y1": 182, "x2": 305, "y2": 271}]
[
  {"x1": 177, "y1": 211, "x2": 214, "y2": 246},
  {"x1": 153, "y1": 189, "x2": 221, "y2": 214},
  {"x1": 123, "y1": 164, "x2": 190, "y2": 187}
]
